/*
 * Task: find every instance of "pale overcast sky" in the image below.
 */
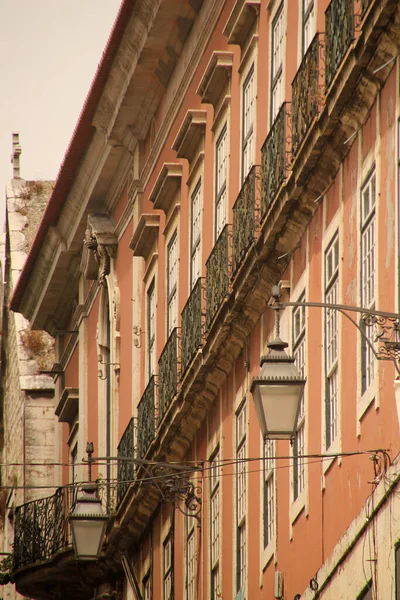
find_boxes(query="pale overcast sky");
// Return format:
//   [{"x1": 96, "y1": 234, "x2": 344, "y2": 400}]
[{"x1": 0, "y1": 0, "x2": 122, "y2": 227}]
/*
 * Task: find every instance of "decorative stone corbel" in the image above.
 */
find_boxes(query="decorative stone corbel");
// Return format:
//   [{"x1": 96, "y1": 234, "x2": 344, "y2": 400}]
[{"x1": 82, "y1": 214, "x2": 118, "y2": 287}]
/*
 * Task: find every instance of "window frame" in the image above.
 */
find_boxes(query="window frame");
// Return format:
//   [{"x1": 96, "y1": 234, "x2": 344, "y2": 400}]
[
  {"x1": 186, "y1": 516, "x2": 195, "y2": 600},
  {"x1": 360, "y1": 168, "x2": 376, "y2": 395},
  {"x1": 236, "y1": 401, "x2": 247, "y2": 596},
  {"x1": 263, "y1": 438, "x2": 275, "y2": 549},
  {"x1": 241, "y1": 65, "x2": 255, "y2": 183},
  {"x1": 215, "y1": 124, "x2": 228, "y2": 240},
  {"x1": 166, "y1": 230, "x2": 178, "y2": 337},
  {"x1": 210, "y1": 448, "x2": 221, "y2": 600},
  {"x1": 324, "y1": 232, "x2": 339, "y2": 450},
  {"x1": 190, "y1": 179, "x2": 202, "y2": 290},
  {"x1": 147, "y1": 278, "x2": 156, "y2": 381},
  {"x1": 301, "y1": 0, "x2": 315, "y2": 56},
  {"x1": 270, "y1": 3, "x2": 284, "y2": 124},
  {"x1": 292, "y1": 293, "x2": 306, "y2": 501},
  {"x1": 163, "y1": 531, "x2": 174, "y2": 600}
]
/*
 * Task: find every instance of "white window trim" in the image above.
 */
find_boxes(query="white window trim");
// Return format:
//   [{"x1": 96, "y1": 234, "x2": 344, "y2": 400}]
[
  {"x1": 240, "y1": 49, "x2": 257, "y2": 186},
  {"x1": 269, "y1": 1, "x2": 286, "y2": 126},
  {"x1": 189, "y1": 174, "x2": 203, "y2": 290},
  {"x1": 166, "y1": 228, "x2": 179, "y2": 338},
  {"x1": 321, "y1": 210, "x2": 342, "y2": 477},
  {"x1": 357, "y1": 162, "x2": 379, "y2": 427},
  {"x1": 214, "y1": 118, "x2": 230, "y2": 241},
  {"x1": 289, "y1": 270, "x2": 309, "y2": 532},
  {"x1": 234, "y1": 393, "x2": 248, "y2": 600}
]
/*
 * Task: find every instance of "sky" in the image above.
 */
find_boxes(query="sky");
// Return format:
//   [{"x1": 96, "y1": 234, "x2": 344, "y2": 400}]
[{"x1": 0, "y1": 0, "x2": 122, "y2": 227}]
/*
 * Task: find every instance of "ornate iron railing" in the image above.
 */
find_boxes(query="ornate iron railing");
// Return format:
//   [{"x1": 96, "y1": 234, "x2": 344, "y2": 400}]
[
  {"x1": 137, "y1": 376, "x2": 156, "y2": 459},
  {"x1": 206, "y1": 224, "x2": 230, "y2": 330},
  {"x1": 261, "y1": 103, "x2": 290, "y2": 219},
  {"x1": 325, "y1": 0, "x2": 354, "y2": 89},
  {"x1": 181, "y1": 278, "x2": 204, "y2": 375},
  {"x1": 13, "y1": 488, "x2": 69, "y2": 570},
  {"x1": 232, "y1": 166, "x2": 261, "y2": 277},
  {"x1": 158, "y1": 328, "x2": 179, "y2": 422},
  {"x1": 292, "y1": 33, "x2": 323, "y2": 157},
  {"x1": 117, "y1": 417, "x2": 135, "y2": 506}
]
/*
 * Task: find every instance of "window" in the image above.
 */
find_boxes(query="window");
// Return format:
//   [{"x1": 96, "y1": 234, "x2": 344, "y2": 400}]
[
  {"x1": 215, "y1": 125, "x2": 228, "y2": 239},
  {"x1": 361, "y1": 170, "x2": 376, "y2": 393},
  {"x1": 325, "y1": 234, "x2": 339, "y2": 449},
  {"x1": 210, "y1": 449, "x2": 220, "y2": 599},
  {"x1": 167, "y1": 232, "x2": 178, "y2": 336},
  {"x1": 302, "y1": 0, "x2": 315, "y2": 55},
  {"x1": 271, "y1": 4, "x2": 284, "y2": 122},
  {"x1": 143, "y1": 571, "x2": 151, "y2": 600},
  {"x1": 190, "y1": 181, "x2": 202, "y2": 289},
  {"x1": 263, "y1": 438, "x2": 275, "y2": 548},
  {"x1": 236, "y1": 402, "x2": 247, "y2": 596},
  {"x1": 164, "y1": 532, "x2": 173, "y2": 600},
  {"x1": 147, "y1": 279, "x2": 156, "y2": 380},
  {"x1": 293, "y1": 296, "x2": 306, "y2": 500},
  {"x1": 71, "y1": 443, "x2": 78, "y2": 485},
  {"x1": 242, "y1": 66, "x2": 255, "y2": 182},
  {"x1": 186, "y1": 518, "x2": 195, "y2": 600}
]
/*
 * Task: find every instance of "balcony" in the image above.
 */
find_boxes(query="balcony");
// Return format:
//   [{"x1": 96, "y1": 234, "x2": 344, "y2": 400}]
[
  {"x1": 291, "y1": 33, "x2": 324, "y2": 157},
  {"x1": 117, "y1": 417, "x2": 135, "y2": 506},
  {"x1": 325, "y1": 0, "x2": 354, "y2": 90},
  {"x1": 232, "y1": 165, "x2": 260, "y2": 278},
  {"x1": 181, "y1": 278, "x2": 204, "y2": 375},
  {"x1": 137, "y1": 376, "x2": 156, "y2": 459},
  {"x1": 13, "y1": 489, "x2": 69, "y2": 570},
  {"x1": 158, "y1": 328, "x2": 179, "y2": 422},
  {"x1": 261, "y1": 103, "x2": 291, "y2": 219},
  {"x1": 206, "y1": 224, "x2": 230, "y2": 330}
]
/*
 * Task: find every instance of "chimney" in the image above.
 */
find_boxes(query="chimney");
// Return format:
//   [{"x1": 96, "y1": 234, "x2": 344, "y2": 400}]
[{"x1": 11, "y1": 133, "x2": 22, "y2": 179}]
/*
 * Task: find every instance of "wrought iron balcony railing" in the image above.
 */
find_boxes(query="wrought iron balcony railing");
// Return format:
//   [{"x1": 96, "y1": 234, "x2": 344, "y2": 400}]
[
  {"x1": 158, "y1": 328, "x2": 179, "y2": 422},
  {"x1": 137, "y1": 376, "x2": 156, "y2": 459},
  {"x1": 292, "y1": 33, "x2": 324, "y2": 157},
  {"x1": 261, "y1": 103, "x2": 291, "y2": 219},
  {"x1": 117, "y1": 417, "x2": 135, "y2": 506},
  {"x1": 325, "y1": 0, "x2": 354, "y2": 89},
  {"x1": 232, "y1": 165, "x2": 260, "y2": 278},
  {"x1": 181, "y1": 278, "x2": 204, "y2": 375},
  {"x1": 13, "y1": 488, "x2": 69, "y2": 570},
  {"x1": 206, "y1": 224, "x2": 230, "y2": 330}
]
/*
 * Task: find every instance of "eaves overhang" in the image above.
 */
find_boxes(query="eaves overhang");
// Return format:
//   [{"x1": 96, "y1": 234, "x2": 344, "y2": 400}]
[{"x1": 10, "y1": 0, "x2": 204, "y2": 334}]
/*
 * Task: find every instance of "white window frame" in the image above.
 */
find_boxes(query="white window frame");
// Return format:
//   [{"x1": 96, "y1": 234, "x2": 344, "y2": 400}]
[
  {"x1": 163, "y1": 532, "x2": 173, "y2": 600},
  {"x1": 167, "y1": 230, "x2": 178, "y2": 337},
  {"x1": 270, "y1": 3, "x2": 284, "y2": 123},
  {"x1": 147, "y1": 278, "x2": 156, "y2": 381},
  {"x1": 301, "y1": 0, "x2": 315, "y2": 56},
  {"x1": 241, "y1": 65, "x2": 255, "y2": 182},
  {"x1": 360, "y1": 169, "x2": 376, "y2": 397},
  {"x1": 263, "y1": 438, "x2": 275, "y2": 552},
  {"x1": 210, "y1": 449, "x2": 220, "y2": 600},
  {"x1": 324, "y1": 232, "x2": 339, "y2": 452},
  {"x1": 190, "y1": 180, "x2": 202, "y2": 289},
  {"x1": 186, "y1": 517, "x2": 195, "y2": 600},
  {"x1": 143, "y1": 570, "x2": 151, "y2": 600},
  {"x1": 236, "y1": 401, "x2": 247, "y2": 598},
  {"x1": 215, "y1": 124, "x2": 228, "y2": 239},
  {"x1": 292, "y1": 294, "x2": 306, "y2": 503}
]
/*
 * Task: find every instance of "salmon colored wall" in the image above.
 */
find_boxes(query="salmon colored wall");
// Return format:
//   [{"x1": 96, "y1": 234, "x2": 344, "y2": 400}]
[{"x1": 63, "y1": 344, "x2": 79, "y2": 387}]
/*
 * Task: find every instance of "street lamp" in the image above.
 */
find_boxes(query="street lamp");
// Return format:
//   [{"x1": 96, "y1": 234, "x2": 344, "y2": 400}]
[
  {"x1": 69, "y1": 483, "x2": 108, "y2": 561},
  {"x1": 251, "y1": 336, "x2": 306, "y2": 440}
]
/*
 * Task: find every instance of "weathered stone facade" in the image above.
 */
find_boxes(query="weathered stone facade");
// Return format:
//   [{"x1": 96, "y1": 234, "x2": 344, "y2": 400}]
[{"x1": 0, "y1": 173, "x2": 59, "y2": 598}]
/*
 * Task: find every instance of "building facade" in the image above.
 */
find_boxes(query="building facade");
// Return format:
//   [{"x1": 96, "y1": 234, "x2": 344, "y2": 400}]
[{"x1": 6, "y1": 0, "x2": 400, "y2": 598}]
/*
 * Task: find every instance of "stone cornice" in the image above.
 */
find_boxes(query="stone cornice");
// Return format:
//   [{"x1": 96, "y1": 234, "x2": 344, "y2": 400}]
[
  {"x1": 129, "y1": 214, "x2": 160, "y2": 259},
  {"x1": 172, "y1": 110, "x2": 207, "y2": 163},
  {"x1": 149, "y1": 163, "x2": 183, "y2": 214},
  {"x1": 197, "y1": 51, "x2": 234, "y2": 108},
  {"x1": 223, "y1": 0, "x2": 260, "y2": 48}
]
